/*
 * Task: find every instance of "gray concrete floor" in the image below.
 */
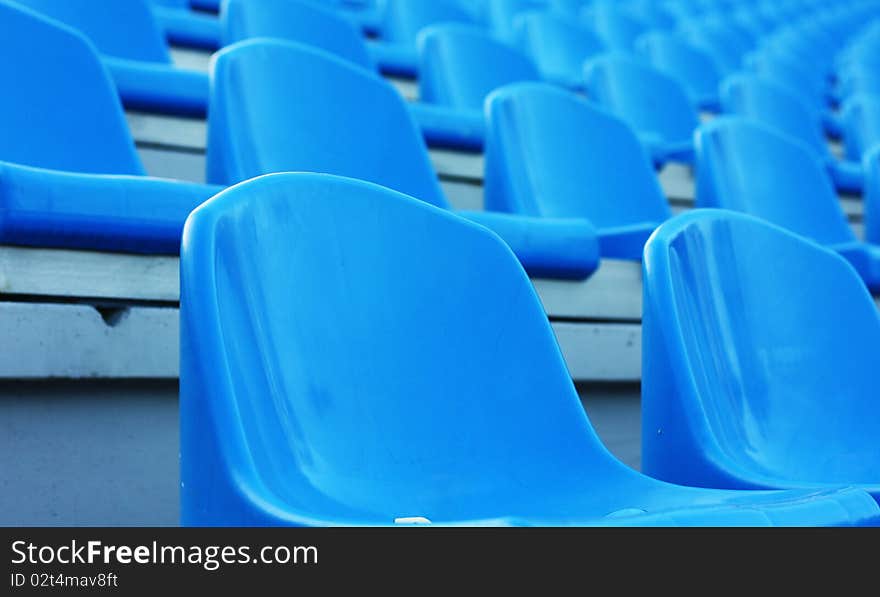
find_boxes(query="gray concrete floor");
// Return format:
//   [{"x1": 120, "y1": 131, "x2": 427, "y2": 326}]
[{"x1": 0, "y1": 380, "x2": 641, "y2": 526}]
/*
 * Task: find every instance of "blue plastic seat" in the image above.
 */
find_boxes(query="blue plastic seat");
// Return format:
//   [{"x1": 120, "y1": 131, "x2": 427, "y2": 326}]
[
  {"x1": 681, "y1": 21, "x2": 751, "y2": 76},
  {"x1": 0, "y1": 2, "x2": 219, "y2": 253},
  {"x1": 720, "y1": 74, "x2": 862, "y2": 193},
  {"x1": 582, "y1": 5, "x2": 649, "y2": 52},
  {"x1": 418, "y1": 24, "x2": 539, "y2": 111},
  {"x1": 642, "y1": 209, "x2": 880, "y2": 504},
  {"x1": 583, "y1": 53, "x2": 699, "y2": 163},
  {"x1": 841, "y1": 93, "x2": 880, "y2": 161},
  {"x1": 483, "y1": 0, "x2": 546, "y2": 41},
  {"x1": 484, "y1": 82, "x2": 671, "y2": 260},
  {"x1": 696, "y1": 117, "x2": 880, "y2": 292},
  {"x1": 10, "y1": 0, "x2": 208, "y2": 116},
  {"x1": 147, "y1": 0, "x2": 220, "y2": 50},
  {"x1": 515, "y1": 12, "x2": 605, "y2": 90},
  {"x1": 180, "y1": 172, "x2": 880, "y2": 526},
  {"x1": 207, "y1": 39, "x2": 599, "y2": 280},
  {"x1": 635, "y1": 32, "x2": 722, "y2": 111}
]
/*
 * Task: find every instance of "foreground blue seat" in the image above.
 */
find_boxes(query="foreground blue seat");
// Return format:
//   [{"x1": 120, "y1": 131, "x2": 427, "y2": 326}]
[
  {"x1": 696, "y1": 117, "x2": 880, "y2": 292},
  {"x1": 642, "y1": 209, "x2": 880, "y2": 504},
  {"x1": 0, "y1": 3, "x2": 219, "y2": 252},
  {"x1": 584, "y1": 54, "x2": 698, "y2": 163},
  {"x1": 179, "y1": 172, "x2": 880, "y2": 526},
  {"x1": 515, "y1": 12, "x2": 605, "y2": 90},
  {"x1": 484, "y1": 83, "x2": 671, "y2": 260},
  {"x1": 208, "y1": 39, "x2": 599, "y2": 280},
  {"x1": 720, "y1": 74, "x2": 863, "y2": 193},
  {"x1": 10, "y1": 0, "x2": 208, "y2": 116},
  {"x1": 635, "y1": 32, "x2": 722, "y2": 111}
]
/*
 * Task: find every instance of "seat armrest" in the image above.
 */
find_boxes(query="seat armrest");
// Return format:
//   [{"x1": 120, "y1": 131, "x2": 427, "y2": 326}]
[
  {"x1": 368, "y1": 42, "x2": 418, "y2": 77},
  {"x1": 408, "y1": 103, "x2": 485, "y2": 151},
  {"x1": 827, "y1": 158, "x2": 863, "y2": 194},
  {"x1": 0, "y1": 161, "x2": 221, "y2": 254},
  {"x1": 454, "y1": 210, "x2": 600, "y2": 280},
  {"x1": 152, "y1": 7, "x2": 221, "y2": 50},
  {"x1": 598, "y1": 223, "x2": 661, "y2": 261},
  {"x1": 105, "y1": 57, "x2": 209, "y2": 117}
]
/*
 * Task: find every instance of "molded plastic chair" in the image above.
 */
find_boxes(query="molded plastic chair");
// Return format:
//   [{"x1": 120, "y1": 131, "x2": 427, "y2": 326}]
[
  {"x1": 418, "y1": 24, "x2": 539, "y2": 111},
  {"x1": 0, "y1": 2, "x2": 219, "y2": 252},
  {"x1": 841, "y1": 93, "x2": 880, "y2": 162},
  {"x1": 9, "y1": 0, "x2": 208, "y2": 115},
  {"x1": 635, "y1": 32, "x2": 722, "y2": 111},
  {"x1": 642, "y1": 209, "x2": 880, "y2": 504},
  {"x1": 695, "y1": 117, "x2": 880, "y2": 292},
  {"x1": 484, "y1": 82, "x2": 671, "y2": 260},
  {"x1": 720, "y1": 74, "x2": 862, "y2": 193},
  {"x1": 515, "y1": 12, "x2": 605, "y2": 89},
  {"x1": 207, "y1": 39, "x2": 599, "y2": 280},
  {"x1": 583, "y1": 54, "x2": 699, "y2": 163},
  {"x1": 582, "y1": 5, "x2": 649, "y2": 52},
  {"x1": 179, "y1": 172, "x2": 880, "y2": 526}
]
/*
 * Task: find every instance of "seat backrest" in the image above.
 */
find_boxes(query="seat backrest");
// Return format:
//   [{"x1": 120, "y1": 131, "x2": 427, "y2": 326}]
[
  {"x1": 417, "y1": 24, "x2": 539, "y2": 110},
  {"x1": 222, "y1": 0, "x2": 374, "y2": 70},
  {"x1": 515, "y1": 12, "x2": 605, "y2": 85},
  {"x1": 681, "y1": 22, "x2": 748, "y2": 75},
  {"x1": 695, "y1": 117, "x2": 855, "y2": 246},
  {"x1": 181, "y1": 172, "x2": 604, "y2": 522},
  {"x1": 635, "y1": 32, "x2": 721, "y2": 106},
  {"x1": 380, "y1": 0, "x2": 473, "y2": 45},
  {"x1": 0, "y1": 2, "x2": 143, "y2": 175},
  {"x1": 483, "y1": 0, "x2": 546, "y2": 41},
  {"x1": 11, "y1": 0, "x2": 171, "y2": 63},
  {"x1": 720, "y1": 74, "x2": 827, "y2": 158},
  {"x1": 207, "y1": 39, "x2": 447, "y2": 207},
  {"x1": 842, "y1": 93, "x2": 880, "y2": 161},
  {"x1": 643, "y1": 209, "x2": 880, "y2": 482},
  {"x1": 484, "y1": 82, "x2": 671, "y2": 227},
  {"x1": 584, "y1": 53, "x2": 699, "y2": 145},
  {"x1": 583, "y1": 5, "x2": 649, "y2": 51}
]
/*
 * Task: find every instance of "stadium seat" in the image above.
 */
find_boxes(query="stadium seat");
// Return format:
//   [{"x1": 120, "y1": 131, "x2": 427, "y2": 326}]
[
  {"x1": 484, "y1": 82, "x2": 671, "y2": 260},
  {"x1": 147, "y1": 0, "x2": 220, "y2": 50},
  {"x1": 841, "y1": 93, "x2": 880, "y2": 161},
  {"x1": 582, "y1": 5, "x2": 649, "y2": 52},
  {"x1": 695, "y1": 117, "x2": 880, "y2": 292},
  {"x1": 179, "y1": 172, "x2": 880, "y2": 526},
  {"x1": 583, "y1": 54, "x2": 699, "y2": 163},
  {"x1": 642, "y1": 209, "x2": 880, "y2": 504},
  {"x1": 418, "y1": 24, "x2": 539, "y2": 111},
  {"x1": 0, "y1": 2, "x2": 219, "y2": 252},
  {"x1": 681, "y1": 21, "x2": 751, "y2": 76},
  {"x1": 635, "y1": 32, "x2": 722, "y2": 111},
  {"x1": 9, "y1": 0, "x2": 208, "y2": 116},
  {"x1": 720, "y1": 74, "x2": 863, "y2": 192},
  {"x1": 515, "y1": 12, "x2": 605, "y2": 89},
  {"x1": 207, "y1": 39, "x2": 600, "y2": 280}
]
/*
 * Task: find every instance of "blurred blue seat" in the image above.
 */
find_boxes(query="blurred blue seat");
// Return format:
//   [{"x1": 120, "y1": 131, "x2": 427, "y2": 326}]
[
  {"x1": 865, "y1": 145, "x2": 880, "y2": 244},
  {"x1": 584, "y1": 54, "x2": 699, "y2": 163},
  {"x1": 147, "y1": 0, "x2": 220, "y2": 50},
  {"x1": 10, "y1": 0, "x2": 208, "y2": 116},
  {"x1": 207, "y1": 39, "x2": 600, "y2": 280},
  {"x1": 582, "y1": 5, "x2": 649, "y2": 52},
  {"x1": 483, "y1": 0, "x2": 546, "y2": 42},
  {"x1": 515, "y1": 11, "x2": 605, "y2": 90},
  {"x1": 179, "y1": 171, "x2": 880, "y2": 526},
  {"x1": 681, "y1": 21, "x2": 750, "y2": 76},
  {"x1": 642, "y1": 209, "x2": 880, "y2": 504},
  {"x1": 484, "y1": 82, "x2": 671, "y2": 260},
  {"x1": 635, "y1": 32, "x2": 722, "y2": 111},
  {"x1": 0, "y1": 2, "x2": 219, "y2": 252},
  {"x1": 696, "y1": 117, "x2": 880, "y2": 292},
  {"x1": 841, "y1": 93, "x2": 880, "y2": 161},
  {"x1": 720, "y1": 74, "x2": 862, "y2": 193}
]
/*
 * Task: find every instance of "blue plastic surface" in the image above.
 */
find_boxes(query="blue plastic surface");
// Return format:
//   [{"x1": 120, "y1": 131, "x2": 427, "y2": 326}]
[
  {"x1": 635, "y1": 32, "x2": 722, "y2": 111},
  {"x1": 642, "y1": 209, "x2": 880, "y2": 504},
  {"x1": 681, "y1": 21, "x2": 750, "y2": 75},
  {"x1": 842, "y1": 93, "x2": 880, "y2": 161},
  {"x1": 483, "y1": 0, "x2": 545, "y2": 41},
  {"x1": 0, "y1": 2, "x2": 220, "y2": 252},
  {"x1": 222, "y1": 0, "x2": 374, "y2": 70},
  {"x1": 10, "y1": 0, "x2": 209, "y2": 116},
  {"x1": 582, "y1": 5, "x2": 648, "y2": 52},
  {"x1": 179, "y1": 172, "x2": 880, "y2": 526},
  {"x1": 583, "y1": 54, "x2": 698, "y2": 163},
  {"x1": 381, "y1": 0, "x2": 474, "y2": 45},
  {"x1": 484, "y1": 82, "x2": 671, "y2": 260},
  {"x1": 151, "y1": 4, "x2": 221, "y2": 50},
  {"x1": 207, "y1": 39, "x2": 599, "y2": 280},
  {"x1": 418, "y1": 24, "x2": 539, "y2": 110},
  {"x1": 720, "y1": 74, "x2": 863, "y2": 193},
  {"x1": 515, "y1": 12, "x2": 605, "y2": 90},
  {"x1": 866, "y1": 145, "x2": 880, "y2": 244},
  {"x1": 695, "y1": 117, "x2": 880, "y2": 292}
]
